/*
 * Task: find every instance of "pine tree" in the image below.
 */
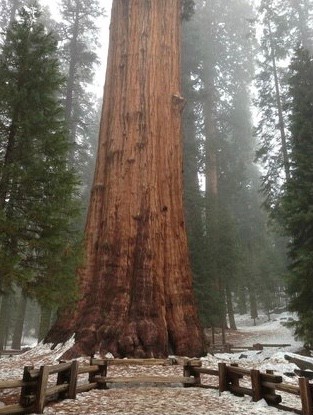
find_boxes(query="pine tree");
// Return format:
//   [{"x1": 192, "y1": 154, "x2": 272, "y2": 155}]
[
  {"x1": 0, "y1": 3, "x2": 80, "y2": 306},
  {"x1": 255, "y1": 0, "x2": 313, "y2": 213},
  {"x1": 281, "y1": 48, "x2": 313, "y2": 346}
]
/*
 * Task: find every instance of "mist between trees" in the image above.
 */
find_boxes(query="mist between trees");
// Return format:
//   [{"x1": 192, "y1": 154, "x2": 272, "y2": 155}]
[{"x1": 0, "y1": 0, "x2": 313, "y2": 353}]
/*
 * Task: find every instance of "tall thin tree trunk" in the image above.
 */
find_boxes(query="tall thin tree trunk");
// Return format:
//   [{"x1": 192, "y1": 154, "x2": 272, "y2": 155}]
[
  {"x1": 268, "y1": 21, "x2": 290, "y2": 180},
  {"x1": 248, "y1": 284, "x2": 258, "y2": 325},
  {"x1": 237, "y1": 286, "x2": 247, "y2": 315},
  {"x1": 46, "y1": 0, "x2": 204, "y2": 359},
  {"x1": 11, "y1": 292, "x2": 27, "y2": 350},
  {"x1": 0, "y1": 294, "x2": 11, "y2": 350},
  {"x1": 225, "y1": 283, "x2": 237, "y2": 330}
]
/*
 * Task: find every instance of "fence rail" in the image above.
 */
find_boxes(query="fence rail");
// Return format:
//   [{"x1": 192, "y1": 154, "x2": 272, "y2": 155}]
[{"x1": 0, "y1": 357, "x2": 312, "y2": 414}]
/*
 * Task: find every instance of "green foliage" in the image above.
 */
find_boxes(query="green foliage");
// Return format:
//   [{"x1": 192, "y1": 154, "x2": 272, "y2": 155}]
[
  {"x1": 182, "y1": 0, "x2": 286, "y2": 327},
  {"x1": 255, "y1": 0, "x2": 313, "y2": 214},
  {"x1": 0, "y1": 3, "x2": 81, "y2": 307},
  {"x1": 56, "y1": 0, "x2": 104, "y2": 224},
  {"x1": 281, "y1": 48, "x2": 313, "y2": 346}
]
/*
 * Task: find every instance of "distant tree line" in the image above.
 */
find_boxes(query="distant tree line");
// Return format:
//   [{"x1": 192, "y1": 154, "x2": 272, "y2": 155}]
[{"x1": 182, "y1": 0, "x2": 313, "y2": 347}]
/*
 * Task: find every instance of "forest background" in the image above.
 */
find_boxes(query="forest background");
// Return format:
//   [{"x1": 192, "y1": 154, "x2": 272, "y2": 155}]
[{"x1": 0, "y1": 0, "x2": 312, "y2": 351}]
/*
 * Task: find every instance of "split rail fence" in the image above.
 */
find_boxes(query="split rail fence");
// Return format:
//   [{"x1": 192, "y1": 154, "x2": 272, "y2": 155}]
[{"x1": 0, "y1": 357, "x2": 312, "y2": 415}]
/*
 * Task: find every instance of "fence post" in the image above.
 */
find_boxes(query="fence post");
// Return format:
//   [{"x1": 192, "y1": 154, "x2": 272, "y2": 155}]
[
  {"x1": 20, "y1": 366, "x2": 37, "y2": 408},
  {"x1": 299, "y1": 377, "x2": 313, "y2": 415},
  {"x1": 68, "y1": 360, "x2": 79, "y2": 399},
  {"x1": 89, "y1": 358, "x2": 108, "y2": 389},
  {"x1": 34, "y1": 366, "x2": 50, "y2": 414},
  {"x1": 56, "y1": 360, "x2": 79, "y2": 399},
  {"x1": 218, "y1": 362, "x2": 228, "y2": 394},
  {"x1": 183, "y1": 360, "x2": 201, "y2": 388},
  {"x1": 251, "y1": 369, "x2": 262, "y2": 402}
]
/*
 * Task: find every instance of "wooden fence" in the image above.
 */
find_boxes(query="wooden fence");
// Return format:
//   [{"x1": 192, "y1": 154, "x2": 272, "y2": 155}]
[{"x1": 0, "y1": 357, "x2": 312, "y2": 415}]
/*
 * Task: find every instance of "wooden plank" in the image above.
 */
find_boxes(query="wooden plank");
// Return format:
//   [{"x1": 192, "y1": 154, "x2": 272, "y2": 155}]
[
  {"x1": 0, "y1": 379, "x2": 36, "y2": 389},
  {"x1": 299, "y1": 377, "x2": 313, "y2": 415},
  {"x1": 96, "y1": 376, "x2": 196, "y2": 385},
  {"x1": 179, "y1": 358, "x2": 202, "y2": 367},
  {"x1": 251, "y1": 369, "x2": 262, "y2": 402},
  {"x1": 0, "y1": 403, "x2": 33, "y2": 414},
  {"x1": 262, "y1": 380, "x2": 300, "y2": 395},
  {"x1": 91, "y1": 358, "x2": 168, "y2": 367},
  {"x1": 260, "y1": 372, "x2": 282, "y2": 383},
  {"x1": 227, "y1": 366, "x2": 250, "y2": 376},
  {"x1": 33, "y1": 366, "x2": 50, "y2": 414},
  {"x1": 78, "y1": 365, "x2": 99, "y2": 375},
  {"x1": 192, "y1": 367, "x2": 218, "y2": 376},
  {"x1": 228, "y1": 384, "x2": 253, "y2": 397},
  {"x1": 91, "y1": 357, "x2": 201, "y2": 367},
  {"x1": 46, "y1": 362, "x2": 73, "y2": 375},
  {"x1": 259, "y1": 343, "x2": 291, "y2": 348},
  {"x1": 45, "y1": 383, "x2": 68, "y2": 398}
]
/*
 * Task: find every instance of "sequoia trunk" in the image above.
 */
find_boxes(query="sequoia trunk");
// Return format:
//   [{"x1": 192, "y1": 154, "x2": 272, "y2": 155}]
[{"x1": 46, "y1": 0, "x2": 204, "y2": 358}]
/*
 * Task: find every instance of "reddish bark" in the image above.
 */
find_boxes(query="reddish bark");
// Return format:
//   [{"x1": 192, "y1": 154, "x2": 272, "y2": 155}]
[{"x1": 46, "y1": 0, "x2": 205, "y2": 358}]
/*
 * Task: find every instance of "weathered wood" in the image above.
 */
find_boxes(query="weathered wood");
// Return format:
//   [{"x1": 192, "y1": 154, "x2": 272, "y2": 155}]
[
  {"x1": 260, "y1": 372, "x2": 282, "y2": 383},
  {"x1": 33, "y1": 366, "x2": 49, "y2": 414},
  {"x1": 96, "y1": 376, "x2": 196, "y2": 385},
  {"x1": 227, "y1": 366, "x2": 251, "y2": 376},
  {"x1": 251, "y1": 369, "x2": 262, "y2": 401},
  {"x1": 0, "y1": 403, "x2": 33, "y2": 414},
  {"x1": 47, "y1": 361, "x2": 72, "y2": 375},
  {"x1": 262, "y1": 381, "x2": 300, "y2": 395},
  {"x1": 259, "y1": 343, "x2": 291, "y2": 348},
  {"x1": 183, "y1": 364, "x2": 201, "y2": 388},
  {"x1": 192, "y1": 367, "x2": 218, "y2": 376},
  {"x1": 263, "y1": 393, "x2": 282, "y2": 405},
  {"x1": 228, "y1": 384, "x2": 253, "y2": 397},
  {"x1": 299, "y1": 377, "x2": 313, "y2": 415},
  {"x1": 218, "y1": 363, "x2": 228, "y2": 393},
  {"x1": 0, "y1": 379, "x2": 36, "y2": 389},
  {"x1": 183, "y1": 363, "x2": 193, "y2": 388},
  {"x1": 91, "y1": 357, "x2": 200, "y2": 367},
  {"x1": 68, "y1": 360, "x2": 79, "y2": 399},
  {"x1": 45, "y1": 383, "x2": 68, "y2": 398},
  {"x1": 78, "y1": 364, "x2": 99, "y2": 374},
  {"x1": 19, "y1": 366, "x2": 37, "y2": 407}
]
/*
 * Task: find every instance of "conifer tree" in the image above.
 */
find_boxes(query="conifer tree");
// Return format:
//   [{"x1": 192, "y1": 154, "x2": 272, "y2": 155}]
[
  {"x1": 0, "y1": 3, "x2": 80, "y2": 305},
  {"x1": 281, "y1": 48, "x2": 313, "y2": 346}
]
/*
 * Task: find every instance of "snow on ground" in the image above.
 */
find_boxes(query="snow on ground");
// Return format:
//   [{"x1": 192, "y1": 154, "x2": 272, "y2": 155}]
[{"x1": 0, "y1": 312, "x2": 310, "y2": 414}]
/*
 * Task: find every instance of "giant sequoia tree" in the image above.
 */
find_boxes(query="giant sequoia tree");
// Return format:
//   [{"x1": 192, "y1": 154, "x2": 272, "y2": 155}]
[{"x1": 46, "y1": 0, "x2": 205, "y2": 358}]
